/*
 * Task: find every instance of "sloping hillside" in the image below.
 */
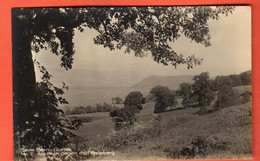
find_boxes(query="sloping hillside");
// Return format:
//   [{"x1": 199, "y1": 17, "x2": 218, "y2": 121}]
[{"x1": 91, "y1": 102, "x2": 252, "y2": 160}]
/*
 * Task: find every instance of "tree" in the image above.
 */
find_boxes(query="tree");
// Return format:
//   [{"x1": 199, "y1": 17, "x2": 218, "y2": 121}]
[
  {"x1": 96, "y1": 103, "x2": 104, "y2": 112},
  {"x1": 229, "y1": 74, "x2": 242, "y2": 87},
  {"x1": 109, "y1": 107, "x2": 137, "y2": 131},
  {"x1": 192, "y1": 72, "x2": 215, "y2": 108},
  {"x1": 150, "y1": 86, "x2": 177, "y2": 113},
  {"x1": 213, "y1": 75, "x2": 242, "y2": 109},
  {"x1": 178, "y1": 82, "x2": 195, "y2": 107},
  {"x1": 114, "y1": 97, "x2": 123, "y2": 104},
  {"x1": 214, "y1": 85, "x2": 241, "y2": 109},
  {"x1": 12, "y1": 7, "x2": 234, "y2": 150},
  {"x1": 208, "y1": 79, "x2": 217, "y2": 91},
  {"x1": 215, "y1": 76, "x2": 233, "y2": 91},
  {"x1": 102, "y1": 102, "x2": 113, "y2": 112},
  {"x1": 72, "y1": 106, "x2": 86, "y2": 114},
  {"x1": 85, "y1": 105, "x2": 97, "y2": 113},
  {"x1": 110, "y1": 91, "x2": 143, "y2": 130},
  {"x1": 124, "y1": 91, "x2": 144, "y2": 112},
  {"x1": 239, "y1": 70, "x2": 252, "y2": 85}
]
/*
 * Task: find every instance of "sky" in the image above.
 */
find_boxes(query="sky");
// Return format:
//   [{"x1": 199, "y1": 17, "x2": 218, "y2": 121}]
[{"x1": 34, "y1": 6, "x2": 251, "y2": 88}]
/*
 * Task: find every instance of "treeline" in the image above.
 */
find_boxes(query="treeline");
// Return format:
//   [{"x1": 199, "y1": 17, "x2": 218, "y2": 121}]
[
  {"x1": 210, "y1": 70, "x2": 251, "y2": 90},
  {"x1": 148, "y1": 71, "x2": 251, "y2": 114},
  {"x1": 109, "y1": 71, "x2": 251, "y2": 130},
  {"x1": 176, "y1": 71, "x2": 251, "y2": 113},
  {"x1": 65, "y1": 103, "x2": 120, "y2": 115}
]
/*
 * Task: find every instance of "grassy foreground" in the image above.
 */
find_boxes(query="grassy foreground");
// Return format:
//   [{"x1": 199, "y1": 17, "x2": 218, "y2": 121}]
[{"x1": 84, "y1": 101, "x2": 252, "y2": 160}]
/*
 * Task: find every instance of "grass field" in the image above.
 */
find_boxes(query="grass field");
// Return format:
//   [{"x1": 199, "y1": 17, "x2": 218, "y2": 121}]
[
  {"x1": 89, "y1": 102, "x2": 252, "y2": 160},
  {"x1": 71, "y1": 100, "x2": 183, "y2": 140},
  {"x1": 67, "y1": 85, "x2": 252, "y2": 159},
  {"x1": 72, "y1": 85, "x2": 252, "y2": 141}
]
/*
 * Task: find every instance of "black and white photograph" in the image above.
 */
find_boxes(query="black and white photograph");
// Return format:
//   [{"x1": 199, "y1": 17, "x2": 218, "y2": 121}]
[{"x1": 12, "y1": 6, "x2": 252, "y2": 160}]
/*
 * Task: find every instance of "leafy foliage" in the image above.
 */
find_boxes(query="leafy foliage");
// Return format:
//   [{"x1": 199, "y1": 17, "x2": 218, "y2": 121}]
[
  {"x1": 178, "y1": 82, "x2": 196, "y2": 107},
  {"x1": 109, "y1": 107, "x2": 137, "y2": 131},
  {"x1": 192, "y1": 72, "x2": 215, "y2": 107},
  {"x1": 13, "y1": 6, "x2": 235, "y2": 71},
  {"x1": 166, "y1": 136, "x2": 229, "y2": 159},
  {"x1": 242, "y1": 91, "x2": 251, "y2": 103},
  {"x1": 239, "y1": 71, "x2": 251, "y2": 85},
  {"x1": 124, "y1": 91, "x2": 144, "y2": 112},
  {"x1": 110, "y1": 91, "x2": 144, "y2": 130},
  {"x1": 214, "y1": 76, "x2": 241, "y2": 109},
  {"x1": 114, "y1": 97, "x2": 123, "y2": 104},
  {"x1": 229, "y1": 74, "x2": 242, "y2": 87},
  {"x1": 214, "y1": 88, "x2": 241, "y2": 109},
  {"x1": 150, "y1": 86, "x2": 177, "y2": 113},
  {"x1": 14, "y1": 63, "x2": 81, "y2": 156},
  {"x1": 96, "y1": 103, "x2": 113, "y2": 112},
  {"x1": 215, "y1": 76, "x2": 233, "y2": 91}
]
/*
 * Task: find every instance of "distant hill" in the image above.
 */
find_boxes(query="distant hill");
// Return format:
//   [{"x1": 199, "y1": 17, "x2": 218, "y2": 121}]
[{"x1": 128, "y1": 75, "x2": 194, "y2": 95}]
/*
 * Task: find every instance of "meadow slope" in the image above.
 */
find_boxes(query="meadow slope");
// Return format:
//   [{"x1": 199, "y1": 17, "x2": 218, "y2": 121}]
[
  {"x1": 68, "y1": 85, "x2": 252, "y2": 160},
  {"x1": 90, "y1": 101, "x2": 252, "y2": 160}
]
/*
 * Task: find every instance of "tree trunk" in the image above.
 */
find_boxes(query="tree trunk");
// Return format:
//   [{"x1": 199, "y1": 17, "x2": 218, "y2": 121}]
[{"x1": 12, "y1": 13, "x2": 36, "y2": 133}]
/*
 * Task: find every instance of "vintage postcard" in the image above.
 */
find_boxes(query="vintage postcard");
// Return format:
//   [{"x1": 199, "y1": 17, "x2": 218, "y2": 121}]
[{"x1": 12, "y1": 6, "x2": 252, "y2": 160}]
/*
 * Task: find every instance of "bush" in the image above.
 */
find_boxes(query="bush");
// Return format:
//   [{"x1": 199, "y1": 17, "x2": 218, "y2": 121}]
[
  {"x1": 165, "y1": 136, "x2": 229, "y2": 159},
  {"x1": 102, "y1": 118, "x2": 165, "y2": 150},
  {"x1": 102, "y1": 123, "x2": 147, "y2": 149},
  {"x1": 242, "y1": 91, "x2": 251, "y2": 103}
]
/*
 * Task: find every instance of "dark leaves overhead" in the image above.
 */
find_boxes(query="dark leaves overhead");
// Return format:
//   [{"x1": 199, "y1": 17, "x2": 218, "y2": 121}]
[{"x1": 16, "y1": 6, "x2": 234, "y2": 69}]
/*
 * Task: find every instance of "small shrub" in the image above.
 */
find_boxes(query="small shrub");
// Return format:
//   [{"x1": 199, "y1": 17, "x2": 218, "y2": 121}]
[
  {"x1": 103, "y1": 122, "x2": 147, "y2": 149},
  {"x1": 181, "y1": 136, "x2": 229, "y2": 158},
  {"x1": 165, "y1": 136, "x2": 229, "y2": 159},
  {"x1": 242, "y1": 91, "x2": 251, "y2": 103}
]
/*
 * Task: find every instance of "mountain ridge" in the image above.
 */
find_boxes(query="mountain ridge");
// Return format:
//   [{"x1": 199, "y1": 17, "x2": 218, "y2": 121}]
[{"x1": 128, "y1": 75, "x2": 194, "y2": 95}]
